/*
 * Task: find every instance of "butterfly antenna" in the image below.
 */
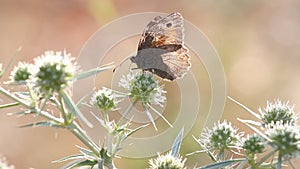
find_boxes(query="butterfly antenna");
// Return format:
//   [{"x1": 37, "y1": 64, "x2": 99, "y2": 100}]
[{"x1": 113, "y1": 56, "x2": 132, "y2": 73}]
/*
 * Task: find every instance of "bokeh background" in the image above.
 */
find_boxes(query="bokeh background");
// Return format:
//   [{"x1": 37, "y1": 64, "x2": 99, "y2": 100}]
[{"x1": 0, "y1": 0, "x2": 300, "y2": 168}]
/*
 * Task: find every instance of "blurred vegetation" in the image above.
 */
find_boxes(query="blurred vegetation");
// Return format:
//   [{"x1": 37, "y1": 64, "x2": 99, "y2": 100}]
[{"x1": 0, "y1": 0, "x2": 299, "y2": 168}]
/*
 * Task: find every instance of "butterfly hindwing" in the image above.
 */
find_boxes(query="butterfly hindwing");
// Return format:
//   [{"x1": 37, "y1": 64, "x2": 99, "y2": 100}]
[{"x1": 161, "y1": 46, "x2": 191, "y2": 79}]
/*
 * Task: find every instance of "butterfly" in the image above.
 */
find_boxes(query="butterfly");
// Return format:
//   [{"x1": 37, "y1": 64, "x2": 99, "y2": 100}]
[{"x1": 130, "y1": 12, "x2": 191, "y2": 81}]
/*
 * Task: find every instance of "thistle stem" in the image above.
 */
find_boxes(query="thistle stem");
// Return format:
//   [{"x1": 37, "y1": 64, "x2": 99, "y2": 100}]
[
  {"x1": 70, "y1": 122, "x2": 100, "y2": 155},
  {"x1": 58, "y1": 94, "x2": 69, "y2": 123}
]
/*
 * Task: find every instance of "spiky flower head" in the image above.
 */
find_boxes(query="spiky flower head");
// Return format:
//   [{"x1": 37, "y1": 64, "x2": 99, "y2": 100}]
[
  {"x1": 242, "y1": 134, "x2": 265, "y2": 155},
  {"x1": 33, "y1": 50, "x2": 76, "y2": 94},
  {"x1": 9, "y1": 62, "x2": 34, "y2": 84},
  {"x1": 199, "y1": 120, "x2": 243, "y2": 151},
  {"x1": 148, "y1": 151, "x2": 186, "y2": 169},
  {"x1": 266, "y1": 121, "x2": 300, "y2": 159},
  {"x1": 119, "y1": 72, "x2": 166, "y2": 107},
  {"x1": 259, "y1": 99, "x2": 298, "y2": 126},
  {"x1": 90, "y1": 87, "x2": 116, "y2": 111}
]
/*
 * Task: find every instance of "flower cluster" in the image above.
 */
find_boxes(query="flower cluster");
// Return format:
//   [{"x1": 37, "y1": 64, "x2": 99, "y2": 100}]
[
  {"x1": 9, "y1": 62, "x2": 33, "y2": 84},
  {"x1": 90, "y1": 87, "x2": 116, "y2": 112},
  {"x1": 199, "y1": 120, "x2": 243, "y2": 151},
  {"x1": 8, "y1": 50, "x2": 76, "y2": 95},
  {"x1": 242, "y1": 134, "x2": 265, "y2": 154},
  {"x1": 33, "y1": 51, "x2": 76, "y2": 94},
  {"x1": 148, "y1": 151, "x2": 186, "y2": 169},
  {"x1": 119, "y1": 72, "x2": 166, "y2": 107},
  {"x1": 266, "y1": 121, "x2": 300, "y2": 159},
  {"x1": 259, "y1": 99, "x2": 297, "y2": 126}
]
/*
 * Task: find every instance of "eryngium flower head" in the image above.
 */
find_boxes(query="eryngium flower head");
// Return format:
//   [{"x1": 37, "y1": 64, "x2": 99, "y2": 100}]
[
  {"x1": 9, "y1": 62, "x2": 33, "y2": 84},
  {"x1": 259, "y1": 99, "x2": 297, "y2": 126},
  {"x1": 148, "y1": 151, "x2": 186, "y2": 169},
  {"x1": 90, "y1": 87, "x2": 116, "y2": 111},
  {"x1": 199, "y1": 120, "x2": 243, "y2": 151},
  {"x1": 119, "y1": 72, "x2": 166, "y2": 106},
  {"x1": 33, "y1": 50, "x2": 76, "y2": 94},
  {"x1": 242, "y1": 134, "x2": 265, "y2": 154},
  {"x1": 266, "y1": 121, "x2": 300, "y2": 159}
]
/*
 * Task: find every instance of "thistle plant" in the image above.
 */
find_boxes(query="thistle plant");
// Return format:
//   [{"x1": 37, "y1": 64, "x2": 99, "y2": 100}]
[
  {"x1": 196, "y1": 120, "x2": 244, "y2": 161},
  {"x1": 8, "y1": 62, "x2": 33, "y2": 84},
  {"x1": 119, "y1": 72, "x2": 171, "y2": 130},
  {"x1": 0, "y1": 50, "x2": 116, "y2": 168},
  {"x1": 0, "y1": 50, "x2": 299, "y2": 169}
]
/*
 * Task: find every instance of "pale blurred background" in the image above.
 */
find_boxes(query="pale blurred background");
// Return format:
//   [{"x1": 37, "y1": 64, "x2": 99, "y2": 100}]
[{"x1": 0, "y1": 0, "x2": 300, "y2": 168}]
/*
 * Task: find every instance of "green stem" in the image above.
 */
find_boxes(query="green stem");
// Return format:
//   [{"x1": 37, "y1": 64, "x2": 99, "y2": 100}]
[
  {"x1": 0, "y1": 86, "x2": 62, "y2": 123},
  {"x1": 277, "y1": 153, "x2": 282, "y2": 169},
  {"x1": 108, "y1": 132, "x2": 113, "y2": 156},
  {"x1": 0, "y1": 86, "x2": 30, "y2": 107},
  {"x1": 70, "y1": 122, "x2": 100, "y2": 155},
  {"x1": 103, "y1": 111, "x2": 109, "y2": 124},
  {"x1": 217, "y1": 149, "x2": 225, "y2": 161},
  {"x1": 256, "y1": 149, "x2": 277, "y2": 166},
  {"x1": 36, "y1": 109, "x2": 63, "y2": 123},
  {"x1": 112, "y1": 134, "x2": 122, "y2": 157},
  {"x1": 0, "y1": 86, "x2": 104, "y2": 166},
  {"x1": 58, "y1": 94, "x2": 69, "y2": 123}
]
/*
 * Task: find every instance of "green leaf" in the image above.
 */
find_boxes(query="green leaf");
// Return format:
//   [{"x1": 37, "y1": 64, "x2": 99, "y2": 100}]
[
  {"x1": 77, "y1": 146, "x2": 94, "y2": 156},
  {"x1": 90, "y1": 111, "x2": 106, "y2": 128},
  {"x1": 147, "y1": 103, "x2": 173, "y2": 128},
  {"x1": 74, "y1": 160, "x2": 97, "y2": 167},
  {"x1": 124, "y1": 123, "x2": 149, "y2": 140},
  {"x1": 171, "y1": 128, "x2": 184, "y2": 157},
  {"x1": 228, "y1": 96, "x2": 261, "y2": 119},
  {"x1": 73, "y1": 63, "x2": 114, "y2": 81},
  {"x1": 60, "y1": 159, "x2": 96, "y2": 169},
  {"x1": 61, "y1": 91, "x2": 93, "y2": 128},
  {"x1": 53, "y1": 154, "x2": 84, "y2": 163},
  {"x1": 238, "y1": 118, "x2": 271, "y2": 142},
  {"x1": 196, "y1": 158, "x2": 247, "y2": 169},
  {"x1": 76, "y1": 93, "x2": 90, "y2": 108},
  {"x1": 60, "y1": 160, "x2": 83, "y2": 169},
  {"x1": 0, "y1": 47, "x2": 22, "y2": 78},
  {"x1": 0, "y1": 102, "x2": 20, "y2": 109},
  {"x1": 77, "y1": 145, "x2": 99, "y2": 162},
  {"x1": 19, "y1": 121, "x2": 62, "y2": 128},
  {"x1": 142, "y1": 103, "x2": 157, "y2": 131}
]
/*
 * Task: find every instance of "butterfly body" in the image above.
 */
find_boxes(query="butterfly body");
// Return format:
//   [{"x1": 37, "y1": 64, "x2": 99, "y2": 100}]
[
  {"x1": 131, "y1": 47, "x2": 176, "y2": 80},
  {"x1": 131, "y1": 12, "x2": 191, "y2": 81}
]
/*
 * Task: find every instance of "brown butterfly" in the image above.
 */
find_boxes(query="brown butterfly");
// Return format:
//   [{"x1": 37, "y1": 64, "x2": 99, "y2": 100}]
[
  {"x1": 131, "y1": 12, "x2": 191, "y2": 81},
  {"x1": 114, "y1": 12, "x2": 191, "y2": 81}
]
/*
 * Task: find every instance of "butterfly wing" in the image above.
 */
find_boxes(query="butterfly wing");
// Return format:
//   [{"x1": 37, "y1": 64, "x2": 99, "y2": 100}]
[
  {"x1": 160, "y1": 46, "x2": 191, "y2": 79},
  {"x1": 138, "y1": 12, "x2": 184, "y2": 51},
  {"x1": 135, "y1": 12, "x2": 191, "y2": 80}
]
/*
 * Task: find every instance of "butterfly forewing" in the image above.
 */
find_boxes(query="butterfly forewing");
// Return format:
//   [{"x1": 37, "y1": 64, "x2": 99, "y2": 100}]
[{"x1": 138, "y1": 12, "x2": 184, "y2": 50}]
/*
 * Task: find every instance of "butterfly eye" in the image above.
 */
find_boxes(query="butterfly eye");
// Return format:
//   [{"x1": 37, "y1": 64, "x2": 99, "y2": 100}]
[{"x1": 166, "y1": 23, "x2": 172, "y2": 28}]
